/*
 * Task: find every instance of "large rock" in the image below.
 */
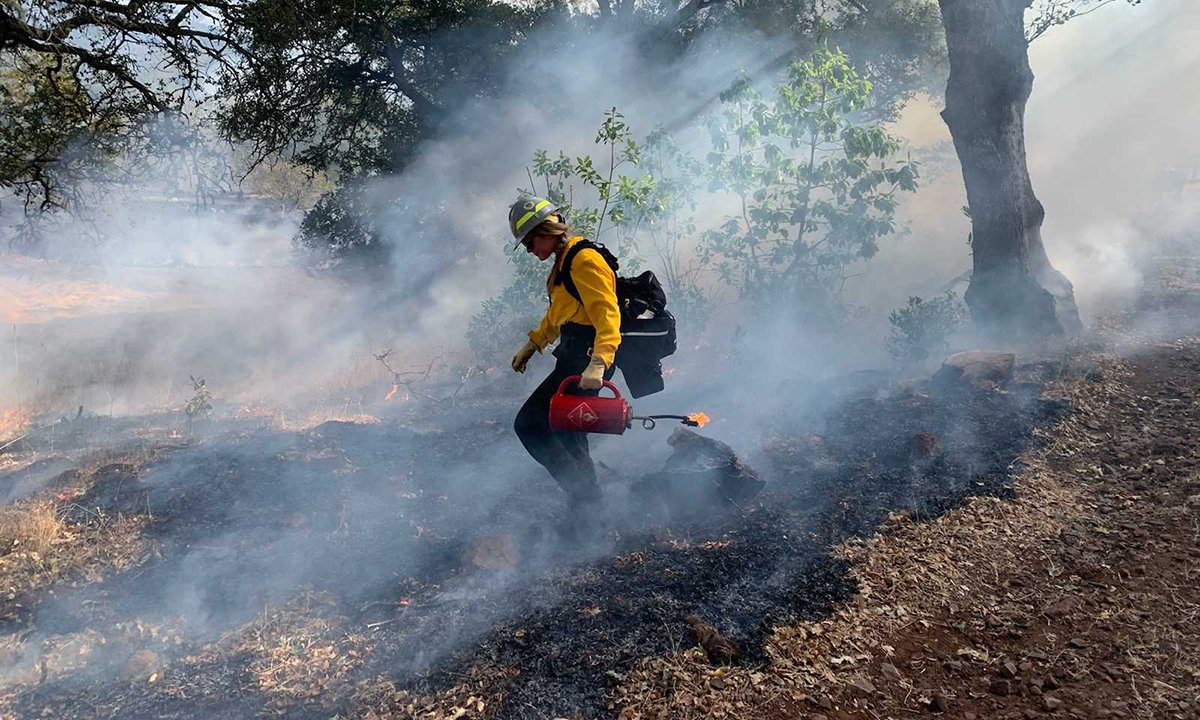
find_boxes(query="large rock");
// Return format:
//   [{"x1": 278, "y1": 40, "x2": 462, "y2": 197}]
[
  {"x1": 933, "y1": 351, "x2": 1016, "y2": 390},
  {"x1": 633, "y1": 428, "x2": 765, "y2": 516}
]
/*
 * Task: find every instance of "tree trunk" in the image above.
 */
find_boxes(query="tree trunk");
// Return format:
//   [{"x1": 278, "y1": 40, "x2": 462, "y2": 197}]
[{"x1": 938, "y1": 0, "x2": 1082, "y2": 339}]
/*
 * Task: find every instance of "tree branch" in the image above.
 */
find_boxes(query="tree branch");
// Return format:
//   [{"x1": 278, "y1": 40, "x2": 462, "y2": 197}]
[{"x1": 675, "y1": 0, "x2": 730, "y2": 25}]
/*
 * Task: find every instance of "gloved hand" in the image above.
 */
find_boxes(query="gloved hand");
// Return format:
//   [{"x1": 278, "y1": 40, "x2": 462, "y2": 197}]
[
  {"x1": 579, "y1": 354, "x2": 607, "y2": 390},
  {"x1": 511, "y1": 340, "x2": 537, "y2": 373}
]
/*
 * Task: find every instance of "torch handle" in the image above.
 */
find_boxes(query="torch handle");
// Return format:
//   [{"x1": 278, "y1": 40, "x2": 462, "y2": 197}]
[{"x1": 555, "y1": 374, "x2": 622, "y2": 398}]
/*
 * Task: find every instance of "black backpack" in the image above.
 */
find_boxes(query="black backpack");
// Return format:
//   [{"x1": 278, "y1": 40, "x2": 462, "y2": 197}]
[{"x1": 556, "y1": 240, "x2": 677, "y2": 398}]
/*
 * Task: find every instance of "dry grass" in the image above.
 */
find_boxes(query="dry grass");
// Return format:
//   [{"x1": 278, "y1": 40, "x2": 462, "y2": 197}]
[
  {"x1": 0, "y1": 504, "x2": 149, "y2": 614},
  {"x1": 0, "y1": 501, "x2": 66, "y2": 557},
  {"x1": 224, "y1": 590, "x2": 376, "y2": 715},
  {"x1": 352, "y1": 664, "x2": 520, "y2": 720},
  {"x1": 0, "y1": 447, "x2": 157, "y2": 634}
]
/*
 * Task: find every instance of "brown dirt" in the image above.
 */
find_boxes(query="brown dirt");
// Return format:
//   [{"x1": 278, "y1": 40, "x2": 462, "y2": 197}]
[{"x1": 613, "y1": 341, "x2": 1200, "y2": 720}]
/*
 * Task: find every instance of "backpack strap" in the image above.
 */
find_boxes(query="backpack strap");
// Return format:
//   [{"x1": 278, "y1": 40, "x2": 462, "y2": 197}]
[{"x1": 555, "y1": 240, "x2": 617, "y2": 305}]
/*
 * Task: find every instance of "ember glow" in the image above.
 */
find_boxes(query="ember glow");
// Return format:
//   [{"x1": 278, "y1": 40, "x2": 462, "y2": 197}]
[{"x1": 687, "y1": 412, "x2": 711, "y2": 428}]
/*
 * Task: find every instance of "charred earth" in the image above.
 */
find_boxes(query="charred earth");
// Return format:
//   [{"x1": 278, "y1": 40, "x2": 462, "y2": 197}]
[{"x1": 0, "y1": 359, "x2": 1066, "y2": 719}]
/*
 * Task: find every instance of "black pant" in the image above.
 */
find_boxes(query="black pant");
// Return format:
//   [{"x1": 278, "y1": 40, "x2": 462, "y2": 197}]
[{"x1": 514, "y1": 327, "x2": 615, "y2": 505}]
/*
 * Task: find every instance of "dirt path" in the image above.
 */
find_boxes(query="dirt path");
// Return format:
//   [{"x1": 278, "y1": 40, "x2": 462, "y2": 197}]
[{"x1": 614, "y1": 341, "x2": 1199, "y2": 720}]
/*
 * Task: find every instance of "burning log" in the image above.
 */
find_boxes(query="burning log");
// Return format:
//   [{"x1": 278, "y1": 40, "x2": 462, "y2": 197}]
[
  {"x1": 633, "y1": 428, "x2": 765, "y2": 516},
  {"x1": 685, "y1": 615, "x2": 740, "y2": 665}
]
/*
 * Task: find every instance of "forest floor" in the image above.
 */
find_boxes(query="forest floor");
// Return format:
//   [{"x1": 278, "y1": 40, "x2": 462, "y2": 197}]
[
  {"x1": 0, "y1": 268, "x2": 1197, "y2": 719},
  {"x1": 611, "y1": 338, "x2": 1199, "y2": 720}
]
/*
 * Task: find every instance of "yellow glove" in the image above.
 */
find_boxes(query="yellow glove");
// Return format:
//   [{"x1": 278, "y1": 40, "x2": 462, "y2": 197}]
[
  {"x1": 579, "y1": 354, "x2": 607, "y2": 390},
  {"x1": 511, "y1": 340, "x2": 537, "y2": 373}
]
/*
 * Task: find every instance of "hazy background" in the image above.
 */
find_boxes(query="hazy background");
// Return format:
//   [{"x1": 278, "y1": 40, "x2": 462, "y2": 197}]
[{"x1": 1, "y1": 0, "x2": 1196, "y2": 424}]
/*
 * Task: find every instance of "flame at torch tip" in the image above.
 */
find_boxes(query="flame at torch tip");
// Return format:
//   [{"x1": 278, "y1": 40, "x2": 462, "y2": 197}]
[{"x1": 687, "y1": 412, "x2": 710, "y2": 428}]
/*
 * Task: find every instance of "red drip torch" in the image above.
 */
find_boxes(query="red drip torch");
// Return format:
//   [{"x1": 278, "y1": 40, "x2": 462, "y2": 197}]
[{"x1": 548, "y1": 375, "x2": 709, "y2": 435}]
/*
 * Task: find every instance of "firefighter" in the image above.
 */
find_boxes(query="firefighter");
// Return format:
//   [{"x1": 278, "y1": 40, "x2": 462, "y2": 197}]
[{"x1": 508, "y1": 195, "x2": 620, "y2": 522}]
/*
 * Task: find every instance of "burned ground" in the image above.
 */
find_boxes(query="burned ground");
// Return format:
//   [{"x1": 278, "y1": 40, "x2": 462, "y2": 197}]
[
  {"x1": 0, "y1": 355, "x2": 1066, "y2": 718},
  {"x1": 610, "y1": 340, "x2": 1199, "y2": 720}
]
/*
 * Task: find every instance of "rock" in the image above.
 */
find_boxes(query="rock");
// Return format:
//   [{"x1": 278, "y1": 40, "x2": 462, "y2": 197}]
[
  {"x1": 685, "y1": 615, "x2": 740, "y2": 665},
  {"x1": 1042, "y1": 695, "x2": 1062, "y2": 712},
  {"x1": 1000, "y1": 661, "x2": 1018, "y2": 679},
  {"x1": 1067, "y1": 637, "x2": 1089, "y2": 649},
  {"x1": 933, "y1": 351, "x2": 1016, "y2": 390},
  {"x1": 929, "y1": 692, "x2": 950, "y2": 713},
  {"x1": 845, "y1": 675, "x2": 876, "y2": 696},
  {"x1": 913, "y1": 432, "x2": 942, "y2": 457},
  {"x1": 813, "y1": 694, "x2": 834, "y2": 710},
  {"x1": 1022, "y1": 710, "x2": 1040, "y2": 720},
  {"x1": 635, "y1": 429, "x2": 765, "y2": 515},
  {"x1": 466, "y1": 534, "x2": 519, "y2": 570},
  {"x1": 123, "y1": 649, "x2": 162, "y2": 678},
  {"x1": 881, "y1": 662, "x2": 902, "y2": 680},
  {"x1": 1043, "y1": 675, "x2": 1059, "y2": 691},
  {"x1": 989, "y1": 679, "x2": 1011, "y2": 696}
]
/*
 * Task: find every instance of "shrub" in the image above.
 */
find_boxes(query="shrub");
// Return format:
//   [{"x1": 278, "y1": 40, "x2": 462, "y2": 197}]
[{"x1": 886, "y1": 291, "x2": 966, "y2": 364}]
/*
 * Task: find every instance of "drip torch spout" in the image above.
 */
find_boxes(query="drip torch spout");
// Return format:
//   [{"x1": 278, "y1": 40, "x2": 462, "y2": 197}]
[{"x1": 629, "y1": 413, "x2": 710, "y2": 431}]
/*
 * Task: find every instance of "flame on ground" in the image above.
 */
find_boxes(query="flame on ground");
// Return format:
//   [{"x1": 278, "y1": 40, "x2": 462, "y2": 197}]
[
  {"x1": 0, "y1": 408, "x2": 31, "y2": 439},
  {"x1": 384, "y1": 384, "x2": 409, "y2": 403},
  {"x1": 687, "y1": 412, "x2": 710, "y2": 428}
]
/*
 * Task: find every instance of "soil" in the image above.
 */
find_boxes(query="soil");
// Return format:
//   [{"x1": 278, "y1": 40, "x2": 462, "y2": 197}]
[
  {"x1": 0, "y1": 346, "x2": 1066, "y2": 719},
  {"x1": 0, "y1": 322, "x2": 1195, "y2": 720},
  {"x1": 798, "y1": 342, "x2": 1200, "y2": 720},
  {"x1": 612, "y1": 342, "x2": 1199, "y2": 720}
]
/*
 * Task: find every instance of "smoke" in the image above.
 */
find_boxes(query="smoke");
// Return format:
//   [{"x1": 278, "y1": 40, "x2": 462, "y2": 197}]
[{"x1": 1, "y1": 0, "x2": 1195, "y2": 704}]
